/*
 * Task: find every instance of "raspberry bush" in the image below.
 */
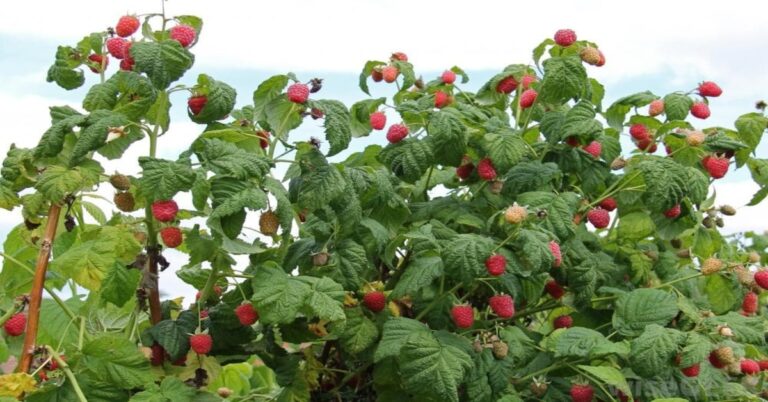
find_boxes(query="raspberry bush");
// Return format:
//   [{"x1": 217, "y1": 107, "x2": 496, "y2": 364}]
[{"x1": 0, "y1": 6, "x2": 768, "y2": 402}]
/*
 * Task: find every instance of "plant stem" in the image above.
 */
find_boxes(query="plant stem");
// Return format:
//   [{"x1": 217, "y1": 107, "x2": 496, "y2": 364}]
[
  {"x1": 197, "y1": 263, "x2": 221, "y2": 307},
  {"x1": 19, "y1": 204, "x2": 61, "y2": 373},
  {"x1": 0, "y1": 252, "x2": 77, "y2": 321},
  {"x1": 46, "y1": 345, "x2": 87, "y2": 402},
  {"x1": 653, "y1": 273, "x2": 702, "y2": 289},
  {"x1": 144, "y1": 121, "x2": 162, "y2": 324}
]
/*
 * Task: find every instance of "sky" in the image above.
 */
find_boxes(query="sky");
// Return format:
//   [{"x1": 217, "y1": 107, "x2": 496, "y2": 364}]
[{"x1": 0, "y1": 0, "x2": 767, "y2": 301}]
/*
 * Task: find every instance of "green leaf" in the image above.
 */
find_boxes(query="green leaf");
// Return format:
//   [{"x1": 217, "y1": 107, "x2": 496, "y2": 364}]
[
  {"x1": 617, "y1": 211, "x2": 655, "y2": 240},
  {"x1": 71, "y1": 110, "x2": 132, "y2": 165},
  {"x1": 0, "y1": 180, "x2": 20, "y2": 211},
  {"x1": 35, "y1": 162, "x2": 103, "y2": 203},
  {"x1": 629, "y1": 325, "x2": 683, "y2": 378},
  {"x1": 613, "y1": 288, "x2": 678, "y2": 337},
  {"x1": 554, "y1": 327, "x2": 607, "y2": 358},
  {"x1": 297, "y1": 276, "x2": 345, "y2": 321},
  {"x1": 100, "y1": 263, "x2": 141, "y2": 307},
  {"x1": 358, "y1": 60, "x2": 386, "y2": 95},
  {"x1": 253, "y1": 74, "x2": 290, "y2": 122},
  {"x1": 81, "y1": 333, "x2": 154, "y2": 389},
  {"x1": 634, "y1": 156, "x2": 688, "y2": 210},
  {"x1": 309, "y1": 99, "x2": 351, "y2": 156},
  {"x1": 84, "y1": 71, "x2": 158, "y2": 121},
  {"x1": 516, "y1": 229, "x2": 555, "y2": 272},
  {"x1": 704, "y1": 312, "x2": 765, "y2": 345},
  {"x1": 265, "y1": 97, "x2": 303, "y2": 139},
  {"x1": 442, "y1": 235, "x2": 494, "y2": 284},
  {"x1": 132, "y1": 40, "x2": 194, "y2": 89},
  {"x1": 46, "y1": 45, "x2": 85, "y2": 90},
  {"x1": 129, "y1": 377, "x2": 196, "y2": 402},
  {"x1": 503, "y1": 161, "x2": 561, "y2": 194},
  {"x1": 392, "y1": 255, "x2": 443, "y2": 299},
  {"x1": 194, "y1": 138, "x2": 270, "y2": 180},
  {"x1": 297, "y1": 164, "x2": 346, "y2": 211},
  {"x1": 577, "y1": 365, "x2": 632, "y2": 400},
  {"x1": 188, "y1": 74, "x2": 237, "y2": 123},
  {"x1": 428, "y1": 111, "x2": 467, "y2": 166},
  {"x1": 704, "y1": 274, "x2": 739, "y2": 314},
  {"x1": 138, "y1": 157, "x2": 196, "y2": 200},
  {"x1": 349, "y1": 97, "x2": 387, "y2": 137},
  {"x1": 604, "y1": 91, "x2": 657, "y2": 129},
  {"x1": 679, "y1": 332, "x2": 711, "y2": 368},
  {"x1": 735, "y1": 112, "x2": 767, "y2": 153},
  {"x1": 399, "y1": 331, "x2": 473, "y2": 402},
  {"x1": 375, "y1": 318, "x2": 429, "y2": 362},
  {"x1": 209, "y1": 177, "x2": 267, "y2": 236},
  {"x1": 483, "y1": 132, "x2": 528, "y2": 173},
  {"x1": 330, "y1": 239, "x2": 371, "y2": 290},
  {"x1": 35, "y1": 113, "x2": 88, "y2": 158},
  {"x1": 338, "y1": 307, "x2": 379, "y2": 354},
  {"x1": 146, "y1": 86, "x2": 171, "y2": 133},
  {"x1": 539, "y1": 56, "x2": 587, "y2": 104},
  {"x1": 517, "y1": 192, "x2": 578, "y2": 240},
  {"x1": 663, "y1": 93, "x2": 692, "y2": 121},
  {"x1": 251, "y1": 263, "x2": 311, "y2": 324},
  {"x1": 144, "y1": 311, "x2": 197, "y2": 361},
  {"x1": 378, "y1": 138, "x2": 434, "y2": 183}
]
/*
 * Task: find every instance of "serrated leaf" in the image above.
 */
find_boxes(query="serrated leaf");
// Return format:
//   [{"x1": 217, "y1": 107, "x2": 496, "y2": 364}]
[
  {"x1": 428, "y1": 111, "x2": 467, "y2": 166},
  {"x1": 338, "y1": 307, "x2": 379, "y2": 354},
  {"x1": 617, "y1": 211, "x2": 655, "y2": 240},
  {"x1": 634, "y1": 156, "x2": 688, "y2": 210},
  {"x1": 604, "y1": 91, "x2": 657, "y2": 129},
  {"x1": 80, "y1": 334, "x2": 154, "y2": 389},
  {"x1": 251, "y1": 263, "x2": 311, "y2": 324},
  {"x1": 194, "y1": 138, "x2": 270, "y2": 180},
  {"x1": 265, "y1": 97, "x2": 303, "y2": 139},
  {"x1": 189, "y1": 74, "x2": 237, "y2": 123},
  {"x1": 704, "y1": 274, "x2": 739, "y2": 314},
  {"x1": 629, "y1": 325, "x2": 684, "y2": 378},
  {"x1": 375, "y1": 318, "x2": 429, "y2": 362},
  {"x1": 297, "y1": 276, "x2": 345, "y2": 321},
  {"x1": 442, "y1": 235, "x2": 493, "y2": 284},
  {"x1": 398, "y1": 331, "x2": 473, "y2": 402},
  {"x1": 35, "y1": 114, "x2": 88, "y2": 158},
  {"x1": 71, "y1": 110, "x2": 131, "y2": 165},
  {"x1": 517, "y1": 192, "x2": 577, "y2": 240},
  {"x1": 129, "y1": 377, "x2": 195, "y2": 402},
  {"x1": 349, "y1": 98, "x2": 387, "y2": 137},
  {"x1": 539, "y1": 56, "x2": 587, "y2": 104},
  {"x1": 138, "y1": 157, "x2": 196, "y2": 200},
  {"x1": 503, "y1": 161, "x2": 561, "y2": 194},
  {"x1": 308, "y1": 99, "x2": 351, "y2": 156},
  {"x1": 253, "y1": 74, "x2": 290, "y2": 121},
  {"x1": 392, "y1": 255, "x2": 443, "y2": 299},
  {"x1": 144, "y1": 311, "x2": 197, "y2": 361},
  {"x1": 46, "y1": 45, "x2": 85, "y2": 90},
  {"x1": 378, "y1": 138, "x2": 434, "y2": 183},
  {"x1": 297, "y1": 164, "x2": 346, "y2": 211},
  {"x1": 100, "y1": 262, "x2": 140, "y2": 307},
  {"x1": 554, "y1": 327, "x2": 607, "y2": 358},
  {"x1": 36, "y1": 162, "x2": 103, "y2": 203},
  {"x1": 132, "y1": 40, "x2": 194, "y2": 90},
  {"x1": 358, "y1": 60, "x2": 386, "y2": 95},
  {"x1": 679, "y1": 332, "x2": 711, "y2": 368},
  {"x1": 663, "y1": 93, "x2": 692, "y2": 122},
  {"x1": 613, "y1": 289, "x2": 678, "y2": 337},
  {"x1": 704, "y1": 312, "x2": 764, "y2": 345},
  {"x1": 577, "y1": 365, "x2": 632, "y2": 400}
]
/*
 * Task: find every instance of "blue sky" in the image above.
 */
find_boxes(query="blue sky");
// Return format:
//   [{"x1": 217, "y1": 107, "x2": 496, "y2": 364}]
[{"x1": 1, "y1": 0, "x2": 767, "y2": 300}]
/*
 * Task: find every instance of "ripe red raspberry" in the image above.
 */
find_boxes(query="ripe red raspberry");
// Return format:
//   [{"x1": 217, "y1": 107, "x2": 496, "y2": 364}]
[
  {"x1": 690, "y1": 102, "x2": 711, "y2": 119},
  {"x1": 741, "y1": 359, "x2": 760, "y2": 375},
  {"x1": 382, "y1": 66, "x2": 399, "y2": 83},
  {"x1": 742, "y1": 292, "x2": 759, "y2": 314},
  {"x1": 636, "y1": 137, "x2": 656, "y2": 152},
  {"x1": 370, "y1": 111, "x2": 386, "y2": 130},
  {"x1": 759, "y1": 360, "x2": 768, "y2": 371},
  {"x1": 496, "y1": 76, "x2": 518, "y2": 94},
  {"x1": 170, "y1": 24, "x2": 196, "y2": 48},
  {"x1": 681, "y1": 363, "x2": 700, "y2": 377},
  {"x1": 434, "y1": 90, "x2": 451, "y2": 108},
  {"x1": 120, "y1": 57, "x2": 135, "y2": 71},
  {"x1": 569, "y1": 384, "x2": 593, "y2": 402},
  {"x1": 587, "y1": 208, "x2": 610, "y2": 229},
  {"x1": 234, "y1": 303, "x2": 259, "y2": 326},
  {"x1": 582, "y1": 141, "x2": 601, "y2": 158},
  {"x1": 554, "y1": 29, "x2": 577, "y2": 47},
  {"x1": 287, "y1": 83, "x2": 310, "y2": 104},
  {"x1": 390, "y1": 52, "x2": 408, "y2": 62},
  {"x1": 629, "y1": 124, "x2": 650, "y2": 140},
  {"x1": 596, "y1": 50, "x2": 606, "y2": 67},
  {"x1": 703, "y1": 155, "x2": 729, "y2": 179},
  {"x1": 549, "y1": 241, "x2": 562, "y2": 268},
  {"x1": 106, "y1": 37, "x2": 128, "y2": 59},
  {"x1": 477, "y1": 158, "x2": 497, "y2": 181},
  {"x1": 115, "y1": 15, "x2": 140, "y2": 37},
  {"x1": 649, "y1": 99, "x2": 665, "y2": 116},
  {"x1": 553, "y1": 315, "x2": 573, "y2": 329},
  {"x1": 451, "y1": 305, "x2": 474, "y2": 329},
  {"x1": 48, "y1": 354, "x2": 65, "y2": 370},
  {"x1": 754, "y1": 271, "x2": 768, "y2": 290},
  {"x1": 698, "y1": 81, "x2": 722, "y2": 97},
  {"x1": 3, "y1": 313, "x2": 26, "y2": 336},
  {"x1": 664, "y1": 204, "x2": 681, "y2": 218},
  {"x1": 519, "y1": 89, "x2": 537, "y2": 108},
  {"x1": 258, "y1": 130, "x2": 270, "y2": 149},
  {"x1": 150, "y1": 343, "x2": 165, "y2": 366},
  {"x1": 521, "y1": 74, "x2": 536, "y2": 89},
  {"x1": 485, "y1": 254, "x2": 506, "y2": 276},
  {"x1": 188, "y1": 95, "x2": 207, "y2": 115},
  {"x1": 160, "y1": 227, "x2": 183, "y2": 248},
  {"x1": 599, "y1": 197, "x2": 617, "y2": 212},
  {"x1": 371, "y1": 68, "x2": 384, "y2": 82},
  {"x1": 152, "y1": 200, "x2": 179, "y2": 222},
  {"x1": 363, "y1": 291, "x2": 387, "y2": 312},
  {"x1": 489, "y1": 295, "x2": 515, "y2": 319},
  {"x1": 565, "y1": 136, "x2": 580, "y2": 147},
  {"x1": 441, "y1": 70, "x2": 456, "y2": 84},
  {"x1": 386, "y1": 123, "x2": 408, "y2": 144},
  {"x1": 87, "y1": 54, "x2": 109, "y2": 73},
  {"x1": 709, "y1": 351, "x2": 727, "y2": 368},
  {"x1": 190, "y1": 333, "x2": 213, "y2": 355},
  {"x1": 456, "y1": 160, "x2": 474, "y2": 180},
  {"x1": 545, "y1": 280, "x2": 565, "y2": 299}
]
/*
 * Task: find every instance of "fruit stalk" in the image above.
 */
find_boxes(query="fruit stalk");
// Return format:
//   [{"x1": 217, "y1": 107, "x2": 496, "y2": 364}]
[
  {"x1": 19, "y1": 203, "x2": 61, "y2": 373},
  {"x1": 45, "y1": 345, "x2": 86, "y2": 402}
]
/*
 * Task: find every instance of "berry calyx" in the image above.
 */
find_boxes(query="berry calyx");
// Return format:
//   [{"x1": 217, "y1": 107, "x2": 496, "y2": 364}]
[
  {"x1": 553, "y1": 315, "x2": 573, "y2": 329},
  {"x1": 386, "y1": 124, "x2": 409, "y2": 144},
  {"x1": 382, "y1": 66, "x2": 399, "y2": 83},
  {"x1": 3, "y1": 313, "x2": 26, "y2": 336},
  {"x1": 169, "y1": 24, "x2": 196, "y2": 48},
  {"x1": 287, "y1": 83, "x2": 310, "y2": 104},
  {"x1": 188, "y1": 95, "x2": 207, "y2": 115},
  {"x1": 691, "y1": 102, "x2": 711, "y2": 119},
  {"x1": 477, "y1": 158, "x2": 497, "y2": 181},
  {"x1": 160, "y1": 227, "x2": 183, "y2": 248},
  {"x1": 369, "y1": 111, "x2": 386, "y2": 130},
  {"x1": 189, "y1": 333, "x2": 213, "y2": 355},
  {"x1": 441, "y1": 70, "x2": 456, "y2": 84},
  {"x1": 115, "y1": 15, "x2": 140, "y2": 37},
  {"x1": 234, "y1": 303, "x2": 259, "y2": 326},
  {"x1": 451, "y1": 305, "x2": 474, "y2": 329},
  {"x1": 363, "y1": 291, "x2": 387, "y2": 312},
  {"x1": 664, "y1": 204, "x2": 681, "y2": 219},
  {"x1": 583, "y1": 141, "x2": 601, "y2": 158},
  {"x1": 151, "y1": 200, "x2": 179, "y2": 222},
  {"x1": 519, "y1": 89, "x2": 537, "y2": 108},
  {"x1": 554, "y1": 29, "x2": 577, "y2": 47},
  {"x1": 569, "y1": 383, "x2": 594, "y2": 402},
  {"x1": 485, "y1": 254, "x2": 507, "y2": 276},
  {"x1": 649, "y1": 99, "x2": 665, "y2": 116},
  {"x1": 496, "y1": 76, "x2": 518, "y2": 94},
  {"x1": 598, "y1": 197, "x2": 617, "y2": 212},
  {"x1": 489, "y1": 295, "x2": 515, "y2": 319},
  {"x1": 549, "y1": 241, "x2": 562, "y2": 268},
  {"x1": 587, "y1": 208, "x2": 610, "y2": 229},
  {"x1": 698, "y1": 81, "x2": 722, "y2": 97}
]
